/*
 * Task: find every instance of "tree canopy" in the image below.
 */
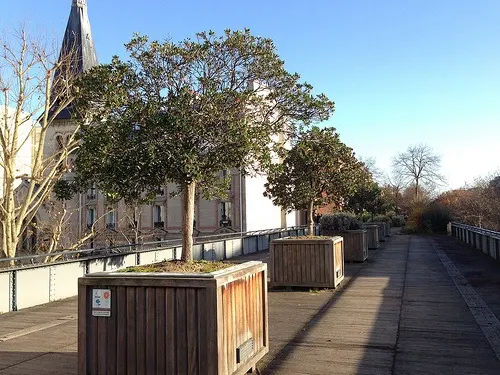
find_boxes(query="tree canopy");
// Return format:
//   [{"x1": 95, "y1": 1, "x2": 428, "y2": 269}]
[
  {"x1": 392, "y1": 143, "x2": 445, "y2": 200},
  {"x1": 264, "y1": 126, "x2": 365, "y2": 234},
  {"x1": 71, "y1": 30, "x2": 335, "y2": 260}
]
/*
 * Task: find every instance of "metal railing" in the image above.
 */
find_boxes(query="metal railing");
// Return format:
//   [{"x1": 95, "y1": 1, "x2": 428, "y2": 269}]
[
  {"x1": 0, "y1": 226, "x2": 307, "y2": 313},
  {"x1": 450, "y1": 222, "x2": 500, "y2": 262}
]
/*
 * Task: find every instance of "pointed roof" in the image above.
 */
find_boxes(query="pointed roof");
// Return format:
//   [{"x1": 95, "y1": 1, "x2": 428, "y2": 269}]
[{"x1": 52, "y1": 0, "x2": 98, "y2": 120}]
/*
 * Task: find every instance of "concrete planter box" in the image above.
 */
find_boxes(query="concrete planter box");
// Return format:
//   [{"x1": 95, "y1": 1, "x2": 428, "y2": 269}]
[
  {"x1": 365, "y1": 224, "x2": 380, "y2": 249},
  {"x1": 371, "y1": 222, "x2": 387, "y2": 241},
  {"x1": 270, "y1": 237, "x2": 344, "y2": 288},
  {"x1": 78, "y1": 261, "x2": 268, "y2": 375},
  {"x1": 322, "y1": 229, "x2": 368, "y2": 262}
]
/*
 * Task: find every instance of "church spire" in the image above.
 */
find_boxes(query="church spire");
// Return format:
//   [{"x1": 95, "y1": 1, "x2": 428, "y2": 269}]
[{"x1": 52, "y1": 0, "x2": 98, "y2": 119}]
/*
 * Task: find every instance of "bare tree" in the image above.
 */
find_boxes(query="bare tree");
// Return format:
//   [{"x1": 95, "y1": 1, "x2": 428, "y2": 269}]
[
  {"x1": 0, "y1": 28, "x2": 81, "y2": 263},
  {"x1": 359, "y1": 156, "x2": 384, "y2": 183},
  {"x1": 392, "y1": 144, "x2": 445, "y2": 201}
]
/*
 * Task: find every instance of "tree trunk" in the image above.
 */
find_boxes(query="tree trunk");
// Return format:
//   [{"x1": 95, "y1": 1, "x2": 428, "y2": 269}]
[
  {"x1": 181, "y1": 181, "x2": 196, "y2": 262},
  {"x1": 415, "y1": 179, "x2": 419, "y2": 201},
  {"x1": 308, "y1": 200, "x2": 314, "y2": 235}
]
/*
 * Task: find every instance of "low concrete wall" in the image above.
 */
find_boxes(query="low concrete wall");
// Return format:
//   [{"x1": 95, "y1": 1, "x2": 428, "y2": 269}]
[
  {"x1": 0, "y1": 272, "x2": 12, "y2": 313},
  {"x1": 0, "y1": 227, "x2": 303, "y2": 313}
]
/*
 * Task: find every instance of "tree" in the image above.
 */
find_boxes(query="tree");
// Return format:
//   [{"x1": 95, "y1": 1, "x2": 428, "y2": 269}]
[
  {"x1": 438, "y1": 173, "x2": 500, "y2": 231},
  {"x1": 392, "y1": 144, "x2": 445, "y2": 201},
  {"x1": 72, "y1": 30, "x2": 335, "y2": 261},
  {"x1": 359, "y1": 156, "x2": 384, "y2": 184},
  {"x1": 346, "y1": 181, "x2": 383, "y2": 217},
  {"x1": 0, "y1": 28, "x2": 82, "y2": 263},
  {"x1": 264, "y1": 126, "x2": 364, "y2": 234}
]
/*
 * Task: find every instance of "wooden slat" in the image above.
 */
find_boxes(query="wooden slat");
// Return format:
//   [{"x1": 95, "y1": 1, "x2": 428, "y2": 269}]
[
  {"x1": 197, "y1": 288, "x2": 209, "y2": 372},
  {"x1": 106, "y1": 287, "x2": 117, "y2": 375},
  {"x1": 214, "y1": 286, "x2": 225, "y2": 375},
  {"x1": 186, "y1": 288, "x2": 198, "y2": 375},
  {"x1": 77, "y1": 283, "x2": 87, "y2": 375},
  {"x1": 145, "y1": 287, "x2": 156, "y2": 375},
  {"x1": 116, "y1": 287, "x2": 127, "y2": 375},
  {"x1": 165, "y1": 288, "x2": 176, "y2": 374},
  {"x1": 126, "y1": 287, "x2": 137, "y2": 375},
  {"x1": 97, "y1": 315, "x2": 107, "y2": 375},
  {"x1": 155, "y1": 288, "x2": 166, "y2": 374},
  {"x1": 135, "y1": 287, "x2": 146, "y2": 375},
  {"x1": 175, "y1": 288, "x2": 188, "y2": 375}
]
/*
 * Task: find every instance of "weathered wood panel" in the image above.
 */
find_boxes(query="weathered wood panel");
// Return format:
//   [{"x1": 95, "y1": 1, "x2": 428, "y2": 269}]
[
  {"x1": 78, "y1": 261, "x2": 268, "y2": 375},
  {"x1": 365, "y1": 224, "x2": 380, "y2": 249},
  {"x1": 269, "y1": 237, "x2": 344, "y2": 288},
  {"x1": 322, "y1": 230, "x2": 368, "y2": 262},
  {"x1": 371, "y1": 222, "x2": 387, "y2": 241}
]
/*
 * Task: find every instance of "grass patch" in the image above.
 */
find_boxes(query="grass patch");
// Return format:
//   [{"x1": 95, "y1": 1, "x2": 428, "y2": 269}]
[{"x1": 118, "y1": 260, "x2": 233, "y2": 274}]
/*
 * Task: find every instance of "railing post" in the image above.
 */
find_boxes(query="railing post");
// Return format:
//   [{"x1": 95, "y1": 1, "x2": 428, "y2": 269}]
[{"x1": 11, "y1": 270, "x2": 17, "y2": 312}]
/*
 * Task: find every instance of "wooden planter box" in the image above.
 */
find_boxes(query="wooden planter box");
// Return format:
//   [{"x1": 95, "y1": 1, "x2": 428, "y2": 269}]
[
  {"x1": 371, "y1": 222, "x2": 387, "y2": 241},
  {"x1": 270, "y1": 237, "x2": 344, "y2": 288},
  {"x1": 322, "y1": 230, "x2": 368, "y2": 262},
  {"x1": 365, "y1": 224, "x2": 379, "y2": 249},
  {"x1": 78, "y1": 261, "x2": 268, "y2": 375}
]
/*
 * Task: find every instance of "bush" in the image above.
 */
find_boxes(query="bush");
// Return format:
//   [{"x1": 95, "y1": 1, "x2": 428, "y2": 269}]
[
  {"x1": 358, "y1": 212, "x2": 372, "y2": 223},
  {"x1": 421, "y1": 203, "x2": 451, "y2": 233},
  {"x1": 386, "y1": 210, "x2": 396, "y2": 219},
  {"x1": 391, "y1": 215, "x2": 405, "y2": 227},
  {"x1": 403, "y1": 202, "x2": 451, "y2": 233},
  {"x1": 371, "y1": 214, "x2": 391, "y2": 224},
  {"x1": 320, "y1": 212, "x2": 365, "y2": 231}
]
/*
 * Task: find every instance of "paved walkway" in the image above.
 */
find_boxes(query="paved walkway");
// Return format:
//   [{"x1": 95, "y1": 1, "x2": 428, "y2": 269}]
[{"x1": 1, "y1": 232, "x2": 500, "y2": 374}]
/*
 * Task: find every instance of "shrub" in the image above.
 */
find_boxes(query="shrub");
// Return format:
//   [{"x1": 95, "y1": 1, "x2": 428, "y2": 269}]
[
  {"x1": 320, "y1": 212, "x2": 365, "y2": 231},
  {"x1": 371, "y1": 214, "x2": 391, "y2": 224},
  {"x1": 421, "y1": 203, "x2": 451, "y2": 233},
  {"x1": 391, "y1": 215, "x2": 405, "y2": 227},
  {"x1": 358, "y1": 212, "x2": 372, "y2": 223},
  {"x1": 403, "y1": 202, "x2": 451, "y2": 233},
  {"x1": 386, "y1": 210, "x2": 396, "y2": 219}
]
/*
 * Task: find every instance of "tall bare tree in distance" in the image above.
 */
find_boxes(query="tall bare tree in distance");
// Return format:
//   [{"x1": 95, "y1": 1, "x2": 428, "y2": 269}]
[{"x1": 392, "y1": 144, "x2": 445, "y2": 200}]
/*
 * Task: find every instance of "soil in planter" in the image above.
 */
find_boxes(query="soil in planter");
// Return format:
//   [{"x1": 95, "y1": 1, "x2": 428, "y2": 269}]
[
  {"x1": 291, "y1": 235, "x2": 333, "y2": 240},
  {"x1": 119, "y1": 260, "x2": 232, "y2": 274}
]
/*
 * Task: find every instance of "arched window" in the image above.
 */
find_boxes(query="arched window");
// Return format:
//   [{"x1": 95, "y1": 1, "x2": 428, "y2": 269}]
[{"x1": 56, "y1": 135, "x2": 64, "y2": 150}]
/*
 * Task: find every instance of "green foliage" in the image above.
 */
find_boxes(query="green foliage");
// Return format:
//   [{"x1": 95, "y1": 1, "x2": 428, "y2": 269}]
[
  {"x1": 71, "y1": 30, "x2": 335, "y2": 203},
  {"x1": 403, "y1": 202, "x2": 450, "y2": 233},
  {"x1": 52, "y1": 180, "x2": 74, "y2": 201},
  {"x1": 320, "y1": 212, "x2": 364, "y2": 231},
  {"x1": 371, "y1": 214, "x2": 391, "y2": 224},
  {"x1": 391, "y1": 215, "x2": 406, "y2": 227},
  {"x1": 346, "y1": 181, "x2": 383, "y2": 215},
  {"x1": 358, "y1": 211, "x2": 372, "y2": 222},
  {"x1": 264, "y1": 126, "x2": 365, "y2": 214},
  {"x1": 421, "y1": 203, "x2": 451, "y2": 233}
]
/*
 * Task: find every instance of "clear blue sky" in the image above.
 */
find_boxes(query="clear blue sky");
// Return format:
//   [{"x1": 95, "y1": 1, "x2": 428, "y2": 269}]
[{"x1": 2, "y1": 0, "x2": 500, "y2": 190}]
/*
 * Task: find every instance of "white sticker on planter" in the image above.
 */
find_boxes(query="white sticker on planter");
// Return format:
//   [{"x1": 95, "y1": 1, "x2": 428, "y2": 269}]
[{"x1": 92, "y1": 289, "x2": 111, "y2": 317}]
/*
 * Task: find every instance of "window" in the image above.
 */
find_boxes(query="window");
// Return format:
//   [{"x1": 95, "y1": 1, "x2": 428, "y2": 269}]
[
  {"x1": 154, "y1": 205, "x2": 165, "y2": 228},
  {"x1": 156, "y1": 187, "x2": 165, "y2": 197},
  {"x1": 106, "y1": 208, "x2": 115, "y2": 229},
  {"x1": 87, "y1": 208, "x2": 95, "y2": 229},
  {"x1": 56, "y1": 135, "x2": 64, "y2": 150},
  {"x1": 219, "y1": 201, "x2": 232, "y2": 227},
  {"x1": 87, "y1": 185, "x2": 96, "y2": 200}
]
